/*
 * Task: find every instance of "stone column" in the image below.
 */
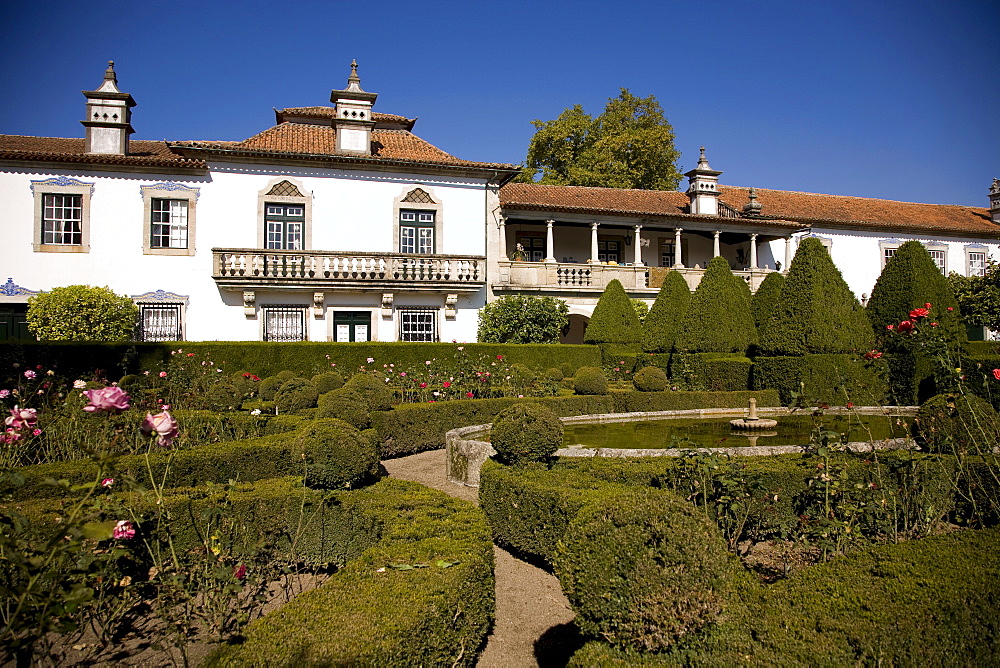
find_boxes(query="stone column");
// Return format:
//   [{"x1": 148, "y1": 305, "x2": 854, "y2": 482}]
[
  {"x1": 498, "y1": 216, "x2": 507, "y2": 260},
  {"x1": 633, "y1": 225, "x2": 643, "y2": 265},
  {"x1": 750, "y1": 233, "x2": 758, "y2": 269},
  {"x1": 713, "y1": 230, "x2": 721, "y2": 257},
  {"x1": 674, "y1": 228, "x2": 684, "y2": 268},
  {"x1": 544, "y1": 219, "x2": 556, "y2": 263},
  {"x1": 784, "y1": 236, "x2": 793, "y2": 271},
  {"x1": 590, "y1": 222, "x2": 600, "y2": 263}
]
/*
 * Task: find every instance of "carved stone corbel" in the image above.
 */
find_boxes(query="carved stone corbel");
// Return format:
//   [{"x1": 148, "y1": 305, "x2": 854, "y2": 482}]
[
  {"x1": 445, "y1": 293, "x2": 458, "y2": 319},
  {"x1": 313, "y1": 292, "x2": 324, "y2": 318},
  {"x1": 242, "y1": 291, "x2": 256, "y2": 317},
  {"x1": 381, "y1": 293, "x2": 393, "y2": 318}
]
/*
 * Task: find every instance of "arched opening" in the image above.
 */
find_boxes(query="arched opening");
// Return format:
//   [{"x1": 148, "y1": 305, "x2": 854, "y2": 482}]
[{"x1": 560, "y1": 313, "x2": 589, "y2": 344}]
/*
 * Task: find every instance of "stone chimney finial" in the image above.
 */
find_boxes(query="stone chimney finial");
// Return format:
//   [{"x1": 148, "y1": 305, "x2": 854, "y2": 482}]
[
  {"x1": 743, "y1": 187, "x2": 763, "y2": 216},
  {"x1": 345, "y1": 59, "x2": 364, "y2": 93},
  {"x1": 104, "y1": 61, "x2": 117, "y2": 83},
  {"x1": 82, "y1": 60, "x2": 135, "y2": 155},
  {"x1": 990, "y1": 178, "x2": 1000, "y2": 223}
]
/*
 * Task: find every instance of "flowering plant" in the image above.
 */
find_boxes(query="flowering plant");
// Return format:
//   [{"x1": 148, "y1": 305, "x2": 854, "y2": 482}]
[{"x1": 82, "y1": 386, "x2": 131, "y2": 413}]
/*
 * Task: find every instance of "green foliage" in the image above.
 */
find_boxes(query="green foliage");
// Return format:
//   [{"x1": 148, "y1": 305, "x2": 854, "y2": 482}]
[
  {"x1": 274, "y1": 377, "x2": 320, "y2": 414},
  {"x1": 752, "y1": 354, "x2": 888, "y2": 406},
  {"x1": 317, "y1": 388, "x2": 372, "y2": 429},
  {"x1": 203, "y1": 381, "x2": 245, "y2": 411},
  {"x1": 296, "y1": 419, "x2": 379, "y2": 490},
  {"x1": 344, "y1": 373, "x2": 394, "y2": 411},
  {"x1": 631, "y1": 299, "x2": 649, "y2": 324},
  {"x1": 490, "y1": 404, "x2": 564, "y2": 465},
  {"x1": 668, "y1": 353, "x2": 752, "y2": 392},
  {"x1": 477, "y1": 295, "x2": 569, "y2": 343},
  {"x1": 611, "y1": 389, "x2": 780, "y2": 414},
  {"x1": 584, "y1": 280, "x2": 642, "y2": 346},
  {"x1": 950, "y1": 259, "x2": 1000, "y2": 330},
  {"x1": 554, "y1": 490, "x2": 737, "y2": 653},
  {"x1": 311, "y1": 371, "x2": 344, "y2": 394},
  {"x1": 632, "y1": 366, "x2": 668, "y2": 392},
  {"x1": 26, "y1": 285, "x2": 139, "y2": 342},
  {"x1": 545, "y1": 367, "x2": 564, "y2": 382},
  {"x1": 258, "y1": 376, "x2": 283, "y2": 401},
  {"x1": 916, "y1": 392, "x2": 1000, "y2": 454},
  {"x1": 868, "y1": 240, "x2": 966, "y2": 349},
  {"x1": 751, "y1": 271, "x2": 785, "y2": 329},
  {"x1": 642, "y1": 270, "x2": 691, "y2": 353},
  {"x1": 758, "y1": 238, "x2": 872, "y2": 356},
  {"x1": 574, "y1": 367, "x2": 609, "y2": 395},
  {"x1": 521, "y1": 89, "x2": 682, "y2": 190},
  {"x1": 675, "y1": 257, "x2": 756, "y2": 354}
]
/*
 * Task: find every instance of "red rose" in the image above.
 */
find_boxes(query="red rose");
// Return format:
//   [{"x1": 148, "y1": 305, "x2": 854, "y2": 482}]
[
  {"x1": 419, "y1": 382, "x2": 427, "y2": 388},
  {"x1": 993, "y1": 369, "x2": 1000, "y2": 381},
  {"x1": 909, "y1": 307, "x2": 929, "y2": 319},
  {"x1": 466, "y1": 392, "x2": 474, "y2": 398},
  {"x1": 896, "y1": 320, "x2": 914, "y2": 334},
  {"x1": 442, "y1": 382, "x2": 451, "y2": 388}
]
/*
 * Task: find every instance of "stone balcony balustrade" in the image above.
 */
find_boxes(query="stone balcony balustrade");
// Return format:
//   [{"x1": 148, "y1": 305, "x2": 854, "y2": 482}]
[{"x1": 212, "y1": 249, "x2": 486, "y2": 292}]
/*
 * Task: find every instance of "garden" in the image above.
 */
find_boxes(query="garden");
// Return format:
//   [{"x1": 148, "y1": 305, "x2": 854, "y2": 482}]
[{"x1": 1, "y1": 238, "x2": 999, "y2": 665}]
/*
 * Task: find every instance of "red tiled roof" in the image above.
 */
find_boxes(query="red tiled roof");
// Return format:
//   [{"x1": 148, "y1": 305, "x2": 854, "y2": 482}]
[
  {"x1": 276, "y1": 106, "x2": 416, "y2": 130},
  {"x1": 171, "y1": 123, "x2": 517, "y2": 171},
  {"x1": 500, "y1": 182, "x2": 998, "y2": 236},
  {"x1": 0, "y1": 135, "x2": 205, "y2": 168}
]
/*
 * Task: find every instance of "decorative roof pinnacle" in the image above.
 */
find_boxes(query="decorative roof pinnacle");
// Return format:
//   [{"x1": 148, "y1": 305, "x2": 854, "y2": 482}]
[
  {"x1": 743, "y1": 187, "x2": 763, "y2": 215},
  {"x1": 94, "y1": 60, "x2": 124, "y2": 94},
  {"x1": 991, "y1": 178, "x2": 1000, "y2": 196},
  {"x1": 345, "y1": 59, "x2": 364, "y2": 93}
]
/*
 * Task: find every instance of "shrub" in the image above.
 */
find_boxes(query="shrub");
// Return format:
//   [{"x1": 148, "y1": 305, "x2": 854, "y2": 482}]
[
  {"x1": 490, "y1": 404, "x2": 564, "y2": 465},
  {"x1": 554, "y1": 489, "x2": 738, "y2": 653},
  {"x1": 632, "y1": 366, "x2": 668, "y2": 392},
  {"x1": 258, "y1": 376, "x2": 283, "y2": 401},
  {"x1": 275, "y1": 377, "x2": 320, "y2": 414},
  {"x1": 674, "y1": 256, "x2": 756, "y2": 354},
  {"x1": 758, "y1": 237, "x2": 872, "y2": 356},
  {"x1": 584, "y1": 279, "x2": 642, "y2": 346},
  {"x1": 751, "y1": 270, "x2": 785, "y2": 329},
  {"x1": 317, "y1": 388, "x2": 372, "y2": 429},
  {"x1": 344, "y1": 373, "x2": 394, "y2": 411},
  {"x1": 296, "y1": 419, "x2": 379, "y2": 490},
  {"x1": 545, "y1": 367, "x2": 564, "y2": 382},
  {"x1": 312, "y1": 371, "x2": 345, "y2": 394},
  {"x1": 204, "y1": 381, "x2": 244, "y2": 411},
  {"x1": 631, "y1": 299, "x2": 649, "y2": 324},
  {"x1": 668, "y1": 353, "x2": 752, "y2": 392},
  {"x1": 916, "y1": 392, "x2": 1000, "y2": 454},
  {"x1": 573, "y1": 367, "x2": 608, "y2": 395},
  {"x1": 753, "y1": 354, "x2": 888, "y2": 406},
  {"x1": 641, "y1": 270, "x2": 691, "y2": 353},
  {"x1": 275, "y1": 370, "x2": 296, "y2": 382},
  {"x1": 26, "y1": 285, "x2": 139, "y2": 342},
  {"x1": 477, "y1": 295, "x2": 570, "y2": 343}
]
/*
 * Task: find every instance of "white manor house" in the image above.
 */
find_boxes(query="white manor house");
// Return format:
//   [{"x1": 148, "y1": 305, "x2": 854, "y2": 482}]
[{"x1": 2, "y1": 62, "x2": 998, "y2": 343}]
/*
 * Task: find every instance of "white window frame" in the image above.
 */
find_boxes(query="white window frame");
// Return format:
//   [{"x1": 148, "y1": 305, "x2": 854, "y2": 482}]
[
  {"x1": 131, "y1": 290, "x2": 188, "y2": 341},
  {"x1": 138, "y1": 304, "x2": 183, "y2": 341},
  {"x1": 925, "y1": 243, "x2": 947, "y2": 274},
  {"x1": 31, "y1": 176, "x2": 94, "y2": 253},
  {"x1": 393, "y1": 186, "x2": 442, "y2": 255},
  {"x1": 965, "y1": 245, "x2": 989, "y2": 277},
  {"x1": 141, "y1": 182, "x2": 199, "y2": 256},
  {"x1": 398, "y1": 307, "x2": 438, "y2": 342},
  {"x1": 262, "y1": 305, "x2": 308, "y2": 342},
  {"x1": 257, "y1": 178, "x2": 312, "y2": 250},
  {"x1": 879, "y1": 238, "x2": 904, "y2": 267}
]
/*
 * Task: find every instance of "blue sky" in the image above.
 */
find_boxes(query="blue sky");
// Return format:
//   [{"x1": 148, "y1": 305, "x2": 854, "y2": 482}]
[{"x1": 1, "y1": 0, "x2": 997, "y2": 206}]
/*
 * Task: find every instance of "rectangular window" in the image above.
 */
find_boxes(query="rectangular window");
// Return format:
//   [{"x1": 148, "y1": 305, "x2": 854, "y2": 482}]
[
  {"x1": 265, "y1": 204, "x2": 304, "y2": 250},
  {"x1": 399, "y1": 308, "x2": 437, "y2": 342},
  {"x1": 883, "y1": 247, "x2": 897, "y2": 264},
  {"x1": 150, "y1": 199, "x2": 189, "y2": 249},
  {"x1": 42, "y1": 194, "x2": 83, "y2": 245},
  {"x1": 968, "y1": 252, "x2": 987, "y2": 277},
  {"x1": 263, "y1": 306, "x2": 306, "y2": 342},
  {"x1": 928, "y1": 249, "x2": 947, "y2": 273},
  {"x1": 660, "y1": 241, "x2": 675, "y2": 267},
  {"x1": 514, "y1": 235, "x2": 544, "y2": 261},
  {"x1": 399, "y1": 210, "x2": 435, "y2": 254},
  {"x1": 334, "y1": 311, "x2": 371, "y2": 342},
  {"x1": 138, "y1": 305, "x2": 182, "y2": 341},
  {"x1": 598, "y1": 240, "x2": 620, "y2": 263}
]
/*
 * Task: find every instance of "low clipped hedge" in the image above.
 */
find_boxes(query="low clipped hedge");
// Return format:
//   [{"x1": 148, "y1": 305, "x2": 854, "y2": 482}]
[
  {"x1": 569, "y1": 528, "x2": 1000, "y2": 666},
  {"x1": 669, "y1": 353, "x2": 752, "y2": 391},
  {"x1": 753, "y1": 354, "x2": 888, "y2": 406},
  {"x1": 4, "y1": 416, "x2": 312, "y2": 501},
  {"x1": 206, "y1": 479, "x2": 494, "y2": 667},
  {"x1": 609, "y1": 389, "x2": 779, "y2": 414}
]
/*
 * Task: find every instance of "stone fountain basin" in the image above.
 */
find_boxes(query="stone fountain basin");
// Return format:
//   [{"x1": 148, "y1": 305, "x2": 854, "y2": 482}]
[{"x1": 446, "y1": 406, "x2": 918, "y2": 488}]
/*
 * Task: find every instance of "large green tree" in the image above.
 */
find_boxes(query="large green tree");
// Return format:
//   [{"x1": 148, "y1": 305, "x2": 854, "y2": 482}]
[
  {"x1": 674, "y1": 257, "x2": 756, "y2": 354},
  {"x1": 584, "y1": 280, "x2": 642, "y2": 345},
  {"x1": 517, "y1": 89, "x2": 682, "y2": 191},
  {"x1": 477, "y1": 295, "x2": 569, "y2": 343},
  {"x1": 642, "y1": 270, "x2": 692, "y2": 353},
  {"x1": 26, "y1": 285, "x2": 139, "y2": 341}
]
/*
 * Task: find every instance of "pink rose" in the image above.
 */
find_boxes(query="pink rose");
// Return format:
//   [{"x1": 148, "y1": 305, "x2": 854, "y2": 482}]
[
  {"x1": 101, "y1": 477, "x2": 114, "y2": 487},
  {"x1": 23, "y1": 370, "x2": 36, "y2": 380},
  {"x1": 141, "y1": 410, "x2": 179, "y2": 448},
  {"x1": 466, "y1": 392, "x2": 474, "y2": 398},
  {"x1": 442, "y1": 382, "x2": 451, "y2": 388},
  {"x1": 159, "y1": 371, "x2": 167, "y2": 378},
  {"x1": 5, "y1": 406, "x2": 38, "y2": 431},
  {"x1": 113, "y1": 520, "x2": 135, "y2": 540},
  {"x1": 83, "y1": 386, "x2": 130, "y2": 413}
]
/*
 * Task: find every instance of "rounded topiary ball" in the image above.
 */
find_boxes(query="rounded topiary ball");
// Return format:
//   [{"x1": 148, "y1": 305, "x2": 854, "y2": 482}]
[
  {"x1": 633, "y1": 366, "x2": 668, "y2": 392},
  {"x1": 916, "y1": 392, "x2": 1000, "y2": 454},
  {"x1": 205, "y1": 381, "x2": 244, "y2": 411},
  {"x1": 275, "y1": 377, "x2": 320, "y2": 414},
  {"x1": 275, "y1": 370, "x2": 296, "y2": 382},
  {"x1": 317, "y1": 388, "x2": 371, "y2": 429},
  {"x1": 573, "y1": 367, "x2": 608, "y2": 396},
  {"x1": 344, "y1": 373, "x2": 395, "y2": 411},
  {"x1": 258, "y1": 376, "x2": 283, "y2": 402},
  {"x1": 312, "y1": 371, "x2": 345, "y2": 394},
  {"x1": 545, "y1": 367, "x2": 564, "y2": 382},
  {"x1": 490, "y1": 403, "x2": 564, "y2": 465},
  {"x1": 296, "y1": 418, "x2": 379, "y2": 490},
  {"x1": 554, "y1": 489, "x2": 736, "y2": 653}
]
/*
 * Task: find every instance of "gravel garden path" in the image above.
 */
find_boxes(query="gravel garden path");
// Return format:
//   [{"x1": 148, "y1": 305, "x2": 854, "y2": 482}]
[{"x1": 382, "y1": 450, "x2": 581, "y2": 667}]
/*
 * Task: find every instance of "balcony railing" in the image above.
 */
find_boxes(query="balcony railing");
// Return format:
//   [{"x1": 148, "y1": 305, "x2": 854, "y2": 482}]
[{"x1": 212, "y1": 249, "x2": 486, "y2": 291}]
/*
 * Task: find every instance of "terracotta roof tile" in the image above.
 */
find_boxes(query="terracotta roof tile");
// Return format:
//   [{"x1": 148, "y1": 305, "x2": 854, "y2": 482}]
[
  {"x1": 276, "y1": 106, "x2": 415, "y2": 129},
  {"x1": 500, "y1": 182, "x2": 998, "y2": 236},
  {"x1": 0, "y1": 135, "x2": 205, "y2": 168}
]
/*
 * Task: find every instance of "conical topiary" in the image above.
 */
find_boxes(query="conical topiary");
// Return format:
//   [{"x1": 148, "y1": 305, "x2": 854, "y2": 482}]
[
  {"x1": 751, "y1": 271, "x2": 785, "y2": 329},
  {"x1": 866, "y1": 240, "x2": 966, "y2": 350},
  {"x1": 758, "y1": 238, "x2": 872, "y2": 356},
  {"x1": 674, "y1": 256, "x2": 756, "y2": 354},
  {"x1": 584, "y1": 279, "x2": 642, "y2": 345},
  {"x1": 642, "y1": 270, "x2": 692, "y2": 353}
]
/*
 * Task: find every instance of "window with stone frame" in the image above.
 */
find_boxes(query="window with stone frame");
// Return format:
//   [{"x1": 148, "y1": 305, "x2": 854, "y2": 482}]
[
  {"x1": 398, "y1": 308, "x2": 437, "y2": 342},
  {"x1": 394, "y1": 187, "x2": 442, "y2": 256},
  {"x1": 926, "y1": 245, "x2": 947, "y2": 273},
  {"x1": 31, "y1": 176, "x2": 94, "y2": 253},
  {"x1": 262, "y1": 305, "x2": 307, "y2": 342},
  {"x1": 137, "y1": 304, "x2": 183, "y2": 341},
  {"x1": 399, "y1": 210, "x2": 435, "y2": 254},
  {"x1": 257, "y1": 179, "x2": 311, "y2": 251},
  {"x1": 42, "y1": 194, "x2": 83, "y2": 245},
  {"x1": 150, "y1": 199, "x2": 189, "y2": 249},
  {"x1": 141, "y1": 182, "x2": 199, "y2": 256},
  {"x1": 965, "y1": 245, "x2": 988, "y2": 277}
]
